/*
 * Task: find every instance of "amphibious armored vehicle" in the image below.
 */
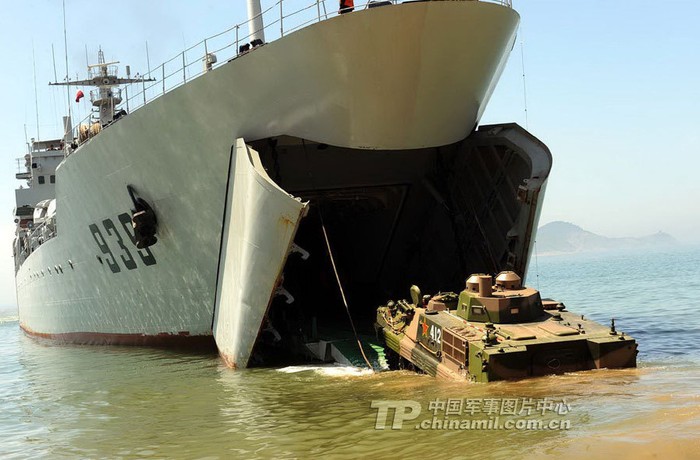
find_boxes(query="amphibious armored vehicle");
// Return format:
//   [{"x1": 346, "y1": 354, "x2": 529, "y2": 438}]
[{"x1": 375, "y1": 272, "x2": 637, "y2": 382}]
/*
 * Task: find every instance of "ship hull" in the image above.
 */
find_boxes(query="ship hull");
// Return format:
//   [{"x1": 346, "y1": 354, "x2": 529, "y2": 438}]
[{"x1": 15, "y1": 2, "x2": 524, "y2": 365}]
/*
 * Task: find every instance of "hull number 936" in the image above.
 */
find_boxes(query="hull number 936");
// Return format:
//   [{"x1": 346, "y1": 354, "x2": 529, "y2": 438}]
[{"x1": 89, "y1": 213, "x2": 157, "y2": 273}]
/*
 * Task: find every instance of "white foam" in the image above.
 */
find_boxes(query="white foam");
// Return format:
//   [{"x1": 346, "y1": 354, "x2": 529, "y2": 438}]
[
  {"x1": 0, "y1": 315, "x2": 19, "y2": 325},
  {"x1": 277, "y1": 364, "x2": 374, "y2": 377}
]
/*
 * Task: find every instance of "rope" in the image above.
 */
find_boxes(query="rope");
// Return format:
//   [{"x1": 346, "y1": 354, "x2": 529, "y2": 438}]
[
  {"x1": 520, "y1": 32, "x2": 529, "y2": 130},
  {"x1": 534, "y1": 238, "x2": 541, "y2": 290},
  {"x1": 519, "y1": 28, "x2": 539, "y2": 290},
  {"x1": 319, "y1": 213, "x2": 375, "y2": 371},
  {"x1": 300, "y1": 139, "x2": 374, "y2": 371}
]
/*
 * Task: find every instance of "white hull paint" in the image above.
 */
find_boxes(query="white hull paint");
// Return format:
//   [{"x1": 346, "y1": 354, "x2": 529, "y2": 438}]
[{"x1": 15, "y1": 2, "x2": 520, "y2": 365}]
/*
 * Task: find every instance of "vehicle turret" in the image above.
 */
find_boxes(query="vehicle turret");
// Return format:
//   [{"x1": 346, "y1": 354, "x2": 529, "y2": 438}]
[{"x1": 456, "y1": 272, "x2": 544, "y2": 323}]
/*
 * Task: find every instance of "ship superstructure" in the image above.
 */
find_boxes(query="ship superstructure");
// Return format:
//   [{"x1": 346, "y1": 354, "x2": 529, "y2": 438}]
[
  {"x1": 14, "y1": 139, "x2": 65, "y2": 271},
  {"x1": 12, "y1": 0, "x2": 554, "y2": 368}
]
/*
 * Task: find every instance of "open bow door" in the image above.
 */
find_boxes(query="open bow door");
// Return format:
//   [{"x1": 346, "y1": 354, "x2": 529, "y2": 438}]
[{"x1": 213, "y1": 138, "x2": 308, "y2": 368}]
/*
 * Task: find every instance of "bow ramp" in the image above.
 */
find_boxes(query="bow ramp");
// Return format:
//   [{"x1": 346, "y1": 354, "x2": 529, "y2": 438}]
[{"x1": 213, "y1": 138, "x2": 308, "y2": 368}]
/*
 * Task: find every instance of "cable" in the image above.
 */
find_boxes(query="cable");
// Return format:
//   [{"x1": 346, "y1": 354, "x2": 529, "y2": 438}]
[
  {"x1": 533, "y1": 238, "x2": 540, "y2": 290},
  {"x1": 520, "y1": 32, "x2": 529, "y2": 130},
  {"x1": 320, "y1": 219, "x2": 375, "y2": 371},
  {"x1": 301, "y1": 139, "x2": 374, "y2": 371}
]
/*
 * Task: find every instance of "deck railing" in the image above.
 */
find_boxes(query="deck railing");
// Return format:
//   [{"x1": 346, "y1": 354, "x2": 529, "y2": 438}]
[{"x1": 70, "y1": 0, "x2": 512, "y2": 144}]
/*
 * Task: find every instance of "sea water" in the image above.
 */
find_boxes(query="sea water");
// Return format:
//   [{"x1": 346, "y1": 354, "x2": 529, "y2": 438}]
[{"x1": 1, "y1": 247, "x2": 699, "y2": 459}]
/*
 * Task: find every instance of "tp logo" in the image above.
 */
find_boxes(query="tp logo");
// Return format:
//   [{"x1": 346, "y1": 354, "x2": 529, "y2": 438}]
[{"x1": 370, "y1": 400, "x2": 422, "y2": 429}]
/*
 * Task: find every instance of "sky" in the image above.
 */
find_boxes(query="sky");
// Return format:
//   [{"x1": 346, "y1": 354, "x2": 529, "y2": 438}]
[{"x1": 0, "y1": 0, "x2": 698, "y2": 307}]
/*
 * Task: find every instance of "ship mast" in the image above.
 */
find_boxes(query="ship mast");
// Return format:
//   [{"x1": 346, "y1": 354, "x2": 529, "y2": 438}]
[
  {"x1": 247, "y1": 0, "x2": 266, "y2": 44},
  {"x1": 50, "y1": 48, "x2": 154, "y2": 128}
]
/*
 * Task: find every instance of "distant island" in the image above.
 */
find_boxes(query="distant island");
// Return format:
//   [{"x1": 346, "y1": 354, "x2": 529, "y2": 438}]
[{"x1": 536, "y1": 221, "x2": 678, "y2": 255}]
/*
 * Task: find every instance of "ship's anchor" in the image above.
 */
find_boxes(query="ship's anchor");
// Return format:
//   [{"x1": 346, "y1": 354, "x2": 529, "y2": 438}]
[{"x1": 126, "y1": 185, "x2": 158, "y2": 249}]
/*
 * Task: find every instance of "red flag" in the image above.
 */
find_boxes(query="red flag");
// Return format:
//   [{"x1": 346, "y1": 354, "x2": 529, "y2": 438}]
[{"x1": 75, "y1": 90, "x2": 84, "y2": 103}]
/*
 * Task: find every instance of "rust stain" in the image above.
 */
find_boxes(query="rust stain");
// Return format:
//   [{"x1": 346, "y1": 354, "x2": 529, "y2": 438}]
[
  {"x1": 219, "y1": 352, "x2": 238, "y2": 369},
  {"x1": 278, "y1": 214, "x2": 294, "y2": 229}
]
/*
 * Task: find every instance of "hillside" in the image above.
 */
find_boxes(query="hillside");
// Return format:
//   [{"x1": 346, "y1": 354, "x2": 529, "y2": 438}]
[{"x1": 536, "y1": 221, "x2": 678, "y2": 255}]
